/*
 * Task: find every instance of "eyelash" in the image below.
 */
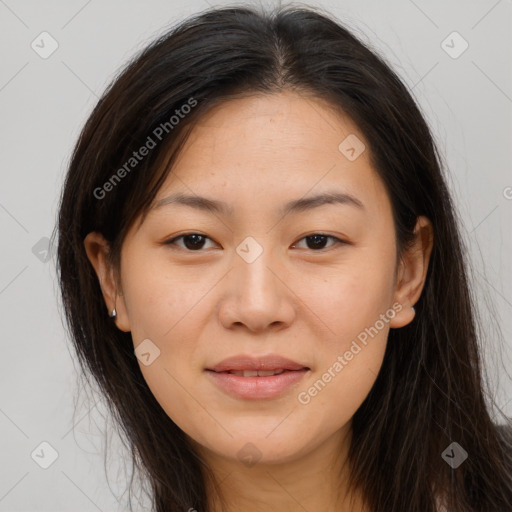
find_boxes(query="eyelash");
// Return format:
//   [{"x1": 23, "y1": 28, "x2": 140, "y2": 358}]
[{"x1": 163, "y1": 232, "x2": 346, "y2": 252}]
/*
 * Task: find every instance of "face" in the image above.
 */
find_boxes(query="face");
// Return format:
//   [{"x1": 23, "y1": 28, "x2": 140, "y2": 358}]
[{"x1": 86, "y1": 90, "x2": 427, "y2": 468}]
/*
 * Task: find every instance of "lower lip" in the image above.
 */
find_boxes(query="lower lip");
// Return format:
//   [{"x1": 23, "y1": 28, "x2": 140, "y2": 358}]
[{"x1": 205, "y1": 369, "x2": 309, "y2": 400}]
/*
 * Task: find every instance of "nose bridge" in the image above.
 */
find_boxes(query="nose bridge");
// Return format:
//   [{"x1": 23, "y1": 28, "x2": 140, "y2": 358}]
[
  {"x1": 233, "y1": 235, "x2": 278, "y2": 301},
  {"x1": 218, "y1": 235, "x2": 295, "y2": 331}
]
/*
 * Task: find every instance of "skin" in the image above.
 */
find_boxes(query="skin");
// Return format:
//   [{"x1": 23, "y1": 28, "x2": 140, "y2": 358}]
[{"x1": 85, "y1": 90, "x2": 433, "y2": 512}]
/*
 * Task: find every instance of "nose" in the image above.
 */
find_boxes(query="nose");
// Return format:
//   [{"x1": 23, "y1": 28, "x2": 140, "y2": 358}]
[{"x1": 217, "y1": 245, "x2": 297, "y2": 333}]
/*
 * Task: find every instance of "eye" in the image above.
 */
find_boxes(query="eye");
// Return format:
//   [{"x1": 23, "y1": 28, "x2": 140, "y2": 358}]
[
  {"x1": 164, "y1": 233, "x2": 218, "y2": 251},
  {"x1": 291, "y1": 234, "x2": 345, "y2": 251},
  {"x1": 164, "y1": 232, "x2": 345, "y2": 252}
]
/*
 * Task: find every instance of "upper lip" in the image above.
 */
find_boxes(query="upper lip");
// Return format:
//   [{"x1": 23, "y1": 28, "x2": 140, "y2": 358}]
[{"x1": 207, "y1": 354, "x2": 309, "y2": 372}]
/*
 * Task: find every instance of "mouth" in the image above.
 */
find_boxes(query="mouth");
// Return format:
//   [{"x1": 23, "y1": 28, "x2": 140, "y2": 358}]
[
  {"x1": 204, "y1": 354, "x2": 310, "y2": 399},
  {"x1": 206, "y1": 354, "x2": 309, "y2": 373},
  {"x1": 209, "y1": 368, "x2": 306, "y2": 377},
  {"x1": 205, "y1": 366, "x2": 310, "y2": 400}
]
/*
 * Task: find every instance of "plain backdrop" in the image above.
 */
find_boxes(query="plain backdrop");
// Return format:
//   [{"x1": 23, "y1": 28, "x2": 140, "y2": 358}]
[{"x1": 1, "y1": 0, "x2": 511, "y2": 510}]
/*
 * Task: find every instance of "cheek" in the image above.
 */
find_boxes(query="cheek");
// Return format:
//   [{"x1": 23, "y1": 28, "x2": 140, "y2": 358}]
[
  {"x1": 301, "y1": 252, "x2": 396, "y2": 349},
  {"x1": 120, "y1": 256, "x2": 215, "y2": 415},
  {"x1": 294, "y1": 249, "x2": 396, "y2": 410},
  {"x1": 121, "y1": 255, "x2": 214, "y2": 341},
  {"x1": 294, "y1": 272, "x2": 392, "y2": 431}
]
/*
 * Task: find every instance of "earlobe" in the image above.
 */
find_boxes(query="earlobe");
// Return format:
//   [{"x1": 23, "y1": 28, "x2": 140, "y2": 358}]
[
  {"x1": 389, "y1": 216, "x2": 434, "y2": 329},
  {"x1": 389, "y1": 303, "x2": 416, "y2": 329},
  {"x1": 83, "y1": 231, "x2": 131, "y2": 332}
]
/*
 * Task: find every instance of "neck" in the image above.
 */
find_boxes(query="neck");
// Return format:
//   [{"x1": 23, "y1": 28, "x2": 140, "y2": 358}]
[{"x1": 196, "y1": 422, "x2": 367, "y2": 512}]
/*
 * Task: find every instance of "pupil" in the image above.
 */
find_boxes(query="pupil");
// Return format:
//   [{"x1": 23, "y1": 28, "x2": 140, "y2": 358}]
[
  {"x1": 184, "y1": 234, "x2": 205, "y2": 250},
  {"x1": 307, "y1": 235, "x2": 327, "y2": 249}
]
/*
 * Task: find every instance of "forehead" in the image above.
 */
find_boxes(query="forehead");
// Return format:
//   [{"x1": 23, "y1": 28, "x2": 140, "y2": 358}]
[
  {"x1": 149, "y1": 91, "x2": 391, "y2": 221},
  {"x1": 180, "y1": 90, "x2": 361, "y2": 159}
]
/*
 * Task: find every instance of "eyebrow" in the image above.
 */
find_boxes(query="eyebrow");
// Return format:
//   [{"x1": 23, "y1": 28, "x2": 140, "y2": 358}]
[{"x1": 151, "y1": 191, "x2": 365, "y2": 217}]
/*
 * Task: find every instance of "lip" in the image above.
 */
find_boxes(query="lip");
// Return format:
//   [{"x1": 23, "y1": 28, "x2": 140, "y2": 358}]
[
  {"x1": 206, "y1": 368, "x2": 309, "y2": 400},
  {"x1": 207, "y1": 354, "x2": 308, "y2": 373},
  {"x1": 205, "y1": 354, "x2": 310, "y2": 400}
]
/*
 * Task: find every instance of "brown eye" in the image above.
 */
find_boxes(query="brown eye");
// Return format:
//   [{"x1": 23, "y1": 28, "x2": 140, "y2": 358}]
[
  {"x1": 292, "y1": 234, "x2": 344, "y2": 251},
  {"x1": 165, "y1": 233, "x2": 217, "y2": 251},
  {"x1": 164, "y1": 233, "x2": 345, "y2": 252}
]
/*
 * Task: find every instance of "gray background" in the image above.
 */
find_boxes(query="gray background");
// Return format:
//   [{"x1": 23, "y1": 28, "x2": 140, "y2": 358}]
[{"x1": 1, "y1": 0, "x2": 511, "y2": 510}]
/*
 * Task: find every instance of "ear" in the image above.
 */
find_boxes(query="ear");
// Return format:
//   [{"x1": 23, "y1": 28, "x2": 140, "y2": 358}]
[
  {"x1": 83, "y1": 231, "x2": 131, "y2": 332},
  {"x1": 389, "y1": 215, "x2": 434, "y2": 328}
]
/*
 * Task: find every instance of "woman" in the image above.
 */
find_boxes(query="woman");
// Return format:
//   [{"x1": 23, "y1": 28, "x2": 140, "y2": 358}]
[{"x1": 54, "y1": 4, "x2": 512, "y2": 511}]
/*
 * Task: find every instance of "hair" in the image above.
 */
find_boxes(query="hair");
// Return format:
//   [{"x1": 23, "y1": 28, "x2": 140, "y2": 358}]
[{"x1": 53, "y1": 3, "x2": 512, "y2": 511}]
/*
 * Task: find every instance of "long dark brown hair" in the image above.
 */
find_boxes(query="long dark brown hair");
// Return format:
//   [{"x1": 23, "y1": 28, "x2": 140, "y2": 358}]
[{"x1": 53, "y1": 4, "x2": 512, "y2": 511}]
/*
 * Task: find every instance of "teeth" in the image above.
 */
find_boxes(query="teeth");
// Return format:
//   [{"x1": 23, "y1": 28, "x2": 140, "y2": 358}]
[
  {"x1": 228, "y1": 369, "x2": 286, "y2": 377},
  {"x1": 241, "y1": 370, "x2": 258, "y2": 377},
  {"x1": 257, "y1": 370, "x2": 284, "y2": 376}
]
